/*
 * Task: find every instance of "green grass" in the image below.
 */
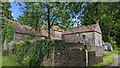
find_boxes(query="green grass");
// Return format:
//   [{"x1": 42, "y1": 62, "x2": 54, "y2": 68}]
[
  {"x1": 2, "y1": 56, "x2": 21, "y2": 66},
  {"x1": 93, "y1": 55, "x2": 114, "y2": 66},
  {"x1": 104, "y1": 50, "x2": 119, "y2": 56},
  {"x1": 0, "y1": 48, "x2": 2, "y2": 67},
  {"x1": 0, "y1": 55, "x2": 1, "y2": 67},
  {"x1": 92, "y1": 50, "x2": 119, "y2": 67}
]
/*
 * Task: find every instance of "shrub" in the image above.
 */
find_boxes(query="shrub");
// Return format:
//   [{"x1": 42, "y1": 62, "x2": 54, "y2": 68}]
[
  {"x1": 11, "y1": 39, "x2": 65, "y2": 66},
  {"x1": 107, "y1": 36, "x2": 117, "y2": 50},
  {"x1": 54, "y1": 40, "x2": 66, "y2": 47}
]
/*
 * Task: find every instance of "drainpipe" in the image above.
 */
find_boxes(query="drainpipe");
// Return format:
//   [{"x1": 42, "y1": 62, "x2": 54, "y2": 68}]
[
  {"x1": 85, "y1": 49, "x2": 88, "y2": 66},
  {"x1": 84, "y1": 42, "x2": 88, "y2": 66}
]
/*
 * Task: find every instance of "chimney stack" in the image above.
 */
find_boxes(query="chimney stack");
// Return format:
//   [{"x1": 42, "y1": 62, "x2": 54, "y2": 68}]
[{"x1": 96, "y1": 20, "x2": 100, "y2": 24}]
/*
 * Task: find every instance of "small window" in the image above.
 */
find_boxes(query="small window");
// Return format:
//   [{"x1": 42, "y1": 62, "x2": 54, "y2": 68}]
[
  {"x1": 83, "y1": 35, "x2": 86, "y2": 39},
  {"x1": 76, "y1": 33, "x2": 80, "y2": 36},
  {"x1": 76, "y1": 34, "x2": 79, "y2": 36}
]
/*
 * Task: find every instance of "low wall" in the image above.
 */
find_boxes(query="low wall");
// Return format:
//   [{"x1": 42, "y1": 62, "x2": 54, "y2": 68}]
[
  {"x1": 67, "y1": 43, "x2": 104, "y2": 56},
  {"x1": 66, "y1": 43, "x2": 84, "y2": 48},
  {"x1": 54, "y1": 47, "x2": 86, "y2": 66},
  {"x1": 88, "y1": 51, "x2": 103, "y2": 65},
  {"x1": 42, "y1": 46, "x2": 103, "y2": 66}
]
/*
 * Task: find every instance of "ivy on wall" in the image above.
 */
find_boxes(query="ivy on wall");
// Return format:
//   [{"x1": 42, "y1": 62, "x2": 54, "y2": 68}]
[{"x1": 11, "y1": 39, "x2": 66, "y2": 66}]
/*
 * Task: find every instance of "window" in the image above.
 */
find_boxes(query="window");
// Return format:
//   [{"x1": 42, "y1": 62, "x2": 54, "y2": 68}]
[
  {"x1": 76, "y1": 33, "x2": 80, "y2": 36},
  {"x1": 83, "y1": 35, "x2": 86, "y2": 39}
]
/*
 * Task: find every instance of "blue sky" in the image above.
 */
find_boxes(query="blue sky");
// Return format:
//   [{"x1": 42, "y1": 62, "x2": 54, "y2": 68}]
[
  {"x1": 10, "y1": 2, "x2": 25, "y2": 20},
  {"x1": 9, "y1": 2, "x2": 81, "y2": 26}
]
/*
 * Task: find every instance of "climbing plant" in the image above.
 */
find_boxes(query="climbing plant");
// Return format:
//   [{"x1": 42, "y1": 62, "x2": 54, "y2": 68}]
[{"x1": 11, "y1": 39, "x2": 66, "y2": 66}]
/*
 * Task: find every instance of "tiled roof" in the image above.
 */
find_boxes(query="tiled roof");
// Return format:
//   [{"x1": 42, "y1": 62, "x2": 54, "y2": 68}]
[
  {"x1": 63, "y1": 23, "x2": 99, "y2": 34},
  {"x1": 51, "y1": 25, "x2": 63, "y2": 32},
  {"x1": 13, "y1": 22, "x2": 32, "y2": 33},
  {"x1": 12, "y1": 22, "x2": 58, "y2": 38}
]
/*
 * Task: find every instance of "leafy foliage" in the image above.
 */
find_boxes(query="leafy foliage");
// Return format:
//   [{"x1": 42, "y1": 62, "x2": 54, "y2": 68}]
[
  {"x1": 81, "y1": 2, "x2": 120, "y2": 47},
  {"x1": 11, "y1": 39, "x2": 66, "y2": 66},
  {"x1": 1, "y1": 2, "x2": 12, "y2": 27},
  {"x1": 2, "y1": 20, "x2": 15, "y2": 44},
  {"x1": 1, "y1": 2, "x2": 13, "y2": 47},
  {"x1": 17, "y1": 2, "x2": 83, "y2": 38}
]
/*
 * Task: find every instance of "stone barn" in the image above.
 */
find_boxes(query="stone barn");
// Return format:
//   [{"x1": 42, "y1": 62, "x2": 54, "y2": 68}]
[
  {"x1": 12, "y1": 22, "x2": 63, "y2": 42},
  {"x1": 62, "y1": 21, "x2": 104, "y2": 56}
]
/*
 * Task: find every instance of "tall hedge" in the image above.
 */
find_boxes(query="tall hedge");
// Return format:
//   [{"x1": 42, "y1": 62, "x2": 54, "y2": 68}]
[{"x1": 11, "y1": 39, "x2": 65, "y2": 66}]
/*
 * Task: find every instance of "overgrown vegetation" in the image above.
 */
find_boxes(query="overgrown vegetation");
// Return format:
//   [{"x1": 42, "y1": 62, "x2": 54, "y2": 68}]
[
  {"x1": 17, "y1": 2, "x2": 83, "y2": 39},
  {"x1": 0, "y1": 50, "x2": 1, "y2": 67},
  {"x1": 2, "y1": 20, "x2": 15, "y2": 48},
  {"x1": 11, "y1": 39, "x2": 66, "y2": 66},
  {"x1": 104, "y1": 49, "x2": 119, "y2": 56},
  {"x1": 93, "y1": 55, "x2": 114, "y2": 66},
  {"x1": 81, "y1": 2, "x2": 120, "y2": 48},
  {"x1": 93, "y1": 50, "x2": 119, "y2": 67}
]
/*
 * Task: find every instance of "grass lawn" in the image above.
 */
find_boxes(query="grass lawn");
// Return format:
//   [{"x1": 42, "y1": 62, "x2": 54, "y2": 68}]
[
  {"x1": 0, "y1": 54, "x2": 1, "y2": 67},
  {"x1": 93, "y1": 50, "x2": 119, "y2": 66},
  {"x1": 0, "y1": 48, "x2": 2, "y2": 67},
  {"x1": 2, "y1": 56, "x2": 22, "y2": 66},
  {"x1": 93, "y1": 55, "x2": 114, "y2": 66}
]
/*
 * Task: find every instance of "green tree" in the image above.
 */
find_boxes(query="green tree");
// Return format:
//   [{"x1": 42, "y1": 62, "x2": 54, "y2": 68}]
[
  {"x1": 1, "y1": 2, "x2": 12, "y2": 27},
  {"x1": 81, "y1": 2, "x2": 120, "y2": 47},
  {"x1": 2, "y1": 20, "x2": 15, "y2": 50},
  {"x1": 17, "y1": 2, "x2": 83, "y2": 39},
  {"x1": 1, "y1": 2, "x2": 13, "y2": 48}
]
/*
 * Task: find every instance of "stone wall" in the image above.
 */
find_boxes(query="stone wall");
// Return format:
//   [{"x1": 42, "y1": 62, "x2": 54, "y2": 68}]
[
  {"x1": 42, "y1": 46, "x2": 103, "y2": 66},
  {"x1": 94, "y1": 46, "x2": 105, "y2": 56},
  {"x1": 66, "y1": 43, "x2": 104, "y2": 56},
  {"x1": 54, "y1": 47, "x2": 86, "y2": 66},
  {"x1": 88, "y1": 51, "x2": 103, "y2": 65},
  {"x1": 66, "y1": 43, "x2": 84, "y2": 48},
  {"x1": 94, "y1": 32, "x2": 102, "y2": 47},
  {"x1": 62, "y1": 32, "x2": 95, "y2": 46}
]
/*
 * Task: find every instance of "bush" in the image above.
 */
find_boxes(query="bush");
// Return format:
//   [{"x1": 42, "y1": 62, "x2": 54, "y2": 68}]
[
  {"x1": 11, "y1": 39, "x2": 65, "y2": 66},
  {"x1": 54, "y1": 40, "x2": 66, "y2": 47},
  {"x1": 107, "y1": 36, "x2": 117, "y2": 50}
]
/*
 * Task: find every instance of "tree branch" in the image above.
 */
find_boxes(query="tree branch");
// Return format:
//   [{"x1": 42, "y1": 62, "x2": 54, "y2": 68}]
[{"x1": 50, "y1": 15, "x2": 57, "y2": 28}]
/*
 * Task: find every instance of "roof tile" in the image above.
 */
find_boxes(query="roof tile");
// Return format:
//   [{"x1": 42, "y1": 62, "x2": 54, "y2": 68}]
[{"x1": 63, "y1": 23, "x2": 98, "y2": 34}]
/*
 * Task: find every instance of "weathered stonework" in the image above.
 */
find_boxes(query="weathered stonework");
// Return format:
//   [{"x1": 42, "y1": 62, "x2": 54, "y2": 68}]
[
  {"x1": 62, "y1": 23, "x2": 104, "y2": 56},
  {"x1": 42, "y1": 46, "x2": 103, "y2": 66}
]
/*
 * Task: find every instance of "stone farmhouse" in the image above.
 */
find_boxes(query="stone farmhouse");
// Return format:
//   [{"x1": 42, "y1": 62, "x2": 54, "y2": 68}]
[
  {"x1": 12, "y1": 22, "x2": 63, "y2": 42},
  {"x1": 12, "y1": 21, "x2": 104, "y2": 56},
  {"x1": 63, "y1": 21, "x2": 102, "y2": 46},
  {"x1": 62, "y1": 21, "x2": 104, "y2": 53},
  {"x1": 13, "y1": 21, "x2": 102, "y2": 44},
  {"x1": 11, "y1": 21, "x2": 105, "y2": 66}
]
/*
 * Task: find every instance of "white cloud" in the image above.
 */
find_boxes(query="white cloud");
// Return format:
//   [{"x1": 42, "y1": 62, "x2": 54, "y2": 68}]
[{"x1": 11, "y1": 13, "x2": 14, "y2": 17}]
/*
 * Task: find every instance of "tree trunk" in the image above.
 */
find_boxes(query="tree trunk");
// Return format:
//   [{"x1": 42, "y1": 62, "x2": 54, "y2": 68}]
[{"x1": 48, "y1": 7, "x2": 51, "y2": 39}]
